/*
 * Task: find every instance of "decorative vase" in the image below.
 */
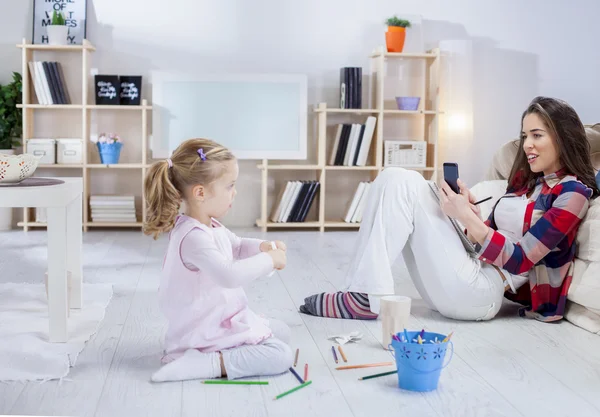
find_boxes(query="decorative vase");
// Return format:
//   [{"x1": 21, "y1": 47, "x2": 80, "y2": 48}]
[
  {"x1": 47, "y1": 25, "x2": 69, "y2": 45},
  {"x1": 97, "y1": 142, "x2": 123, "y2": 164},
  {"x1": 386, "y1": 26, "x2": 406, "y2": 53}
]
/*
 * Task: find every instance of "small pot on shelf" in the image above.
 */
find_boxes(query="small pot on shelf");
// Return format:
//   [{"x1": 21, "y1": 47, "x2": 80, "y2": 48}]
[{"x1": 385, "y1": 16, "x2": 411, "y2": 53}]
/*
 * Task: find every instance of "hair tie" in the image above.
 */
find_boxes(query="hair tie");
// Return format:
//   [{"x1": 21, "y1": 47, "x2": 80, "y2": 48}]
[
  {"x1": 197, "y1": 148, "x2": 207, "y2": 161},
  {"x1": 166, "y1": 158, "x2": 173, "y2": 168}
]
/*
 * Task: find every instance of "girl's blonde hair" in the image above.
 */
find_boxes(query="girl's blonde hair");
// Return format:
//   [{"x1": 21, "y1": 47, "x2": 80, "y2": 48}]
[{"x1": 143, "y1": 138, "x2": 235, "y2": 239}]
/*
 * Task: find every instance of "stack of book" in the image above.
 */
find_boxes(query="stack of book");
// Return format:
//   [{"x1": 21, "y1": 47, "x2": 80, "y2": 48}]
[
  {"x1": 270, "y1": 181, "x2": 320, "y2": 223},
  {"x1": 344, "y1": 182, "x2": 371, "y2": 223},
  {"x1": 28, "y1": 61, "x2": 71, "y2": 105},
  {"x1": 90, "y1": 195, "x2": 137, "y2": 223},
  {"x1": 339, "y1": 67, "x2": 362, "y2": 109},
  {"x1": 329, "y1": 117, "x2": 377, "y2": 166}
]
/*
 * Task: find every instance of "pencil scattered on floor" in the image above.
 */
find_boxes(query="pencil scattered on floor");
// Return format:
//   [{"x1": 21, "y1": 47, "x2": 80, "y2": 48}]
[
  {"x1": 294, "y1": 348, "x2": 299, "y2": 367},
  {"x1": 338, "y1": 345, "x2": 348, "y2": 363},
  {"x1": 304, "y1": 363, "x2": 309, "y2": 381},
  {"x1": 331, "y1": 346, "x2": 338, "y2": 363},
  {"x1": 358, "y1": 370, "x2": 397, "y2": 381},
  {"x1": 289, "y1": 366, "x2": 304, "y2": 384},
  {"x1": 336, "y1": 362, "x2": 394, "y2": 371},
  {"x1": 202, "y1": 380, "x2": 269, "y2": 385},
  {"x1": 274, "y1": 381, "x2": 312, "y2": 400}
]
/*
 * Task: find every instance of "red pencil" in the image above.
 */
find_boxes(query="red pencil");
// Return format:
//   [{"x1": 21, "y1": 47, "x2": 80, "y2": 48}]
[{"x1": 304, "y1": 363, "x2": 309, "y2": 381}]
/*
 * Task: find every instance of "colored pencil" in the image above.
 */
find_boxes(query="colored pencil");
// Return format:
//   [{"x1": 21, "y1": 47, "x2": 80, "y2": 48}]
[
  {"x1": 442, "y1": 332, "x2": 454, "y2": 343},
  {"x1": 473, "y1": 196, "x2": 492, "y2": 205},
  {"x1": 273, "y1": 380, "x2": 312, "y2": 400},
  {"x1": 338, "y1": 346, "x2": 348, "y2": 363},
  {"x1": 336, "y1": 362, "x2": 394, "y2": 371},
  {"x1": 358, "y1": 370, "x2": 398, "y2": 381},
  {"x1": 293, "y1": 348, "x2": 299, "y2": 367},
  {"x1": 331, "y1": 346, "x2": 338, "y2": 363},
  {"x1": 417, "y1": 335, "x2": 423, "y2": 344},
  {"x1": 202, "y1": 380, "x2": 269, "y2": 385},
  {"x1": 304, "y1": 363, "x2": 309, "y2": 381},
  {"x1": 289, "y1": 366, "x2": 304, "y2": 384}
]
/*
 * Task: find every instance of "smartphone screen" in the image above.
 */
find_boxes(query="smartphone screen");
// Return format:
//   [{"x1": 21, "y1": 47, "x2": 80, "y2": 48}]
[{"x1": 443, "y1": 163, "x2": 460, "y2": 194}]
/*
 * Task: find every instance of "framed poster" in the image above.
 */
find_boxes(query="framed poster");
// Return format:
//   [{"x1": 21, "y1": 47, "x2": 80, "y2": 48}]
[{"x1": 32, "y1": 0, "x2": 87, "y2": 45}]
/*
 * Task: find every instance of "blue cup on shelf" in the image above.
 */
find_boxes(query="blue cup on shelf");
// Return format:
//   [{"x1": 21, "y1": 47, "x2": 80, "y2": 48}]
[
  {"x1": 97, "y1": 142, "x2": 122, "y2": 164},
  {"x1": 388, "y1": 330, "x2": 453, "y2": 392}
]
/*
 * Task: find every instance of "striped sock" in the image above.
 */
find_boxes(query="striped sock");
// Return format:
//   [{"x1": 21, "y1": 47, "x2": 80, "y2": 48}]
[{"x1": 299, "y1": 292, "x2": 378, "y2": 320}]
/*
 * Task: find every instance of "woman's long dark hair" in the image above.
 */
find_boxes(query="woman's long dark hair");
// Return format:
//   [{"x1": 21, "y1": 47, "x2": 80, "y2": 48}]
[{"x1": 507, "y1": 96, "x2": 599, "y2": 199}]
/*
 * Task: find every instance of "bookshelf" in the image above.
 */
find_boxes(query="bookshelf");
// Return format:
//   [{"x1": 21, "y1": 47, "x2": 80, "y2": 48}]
[
  {"x1": 16, "y1": 38, "x2": 152, "y2": 232},
  {"x1": 256, "y1": 46, "x2": 443, "y2": 232}
]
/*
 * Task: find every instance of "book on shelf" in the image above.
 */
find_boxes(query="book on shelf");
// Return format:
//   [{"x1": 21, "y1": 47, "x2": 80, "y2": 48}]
[
  {"x1": 339, "y1": 67, "x2": 362, "y2": 109},
  {"x1": 270, "y1": 180, "x2": 320, "y2": 223},
  {"x1": 28, "y1": 60, "x2": 71, "y2": 105},
  {"x1": 329, "y1": 116, "x2": 376, "y2": 166},
  {"x1": 344, "y1": 182, "x2": 371, "y2": 223},
  {"x1": 90, "y1": 195, "x2": 137, "y2": 223}
]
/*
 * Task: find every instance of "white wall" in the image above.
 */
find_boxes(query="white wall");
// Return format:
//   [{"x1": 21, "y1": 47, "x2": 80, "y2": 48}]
[{"x1": 2, "y1": 0, "x2": 599, "y2": 226}]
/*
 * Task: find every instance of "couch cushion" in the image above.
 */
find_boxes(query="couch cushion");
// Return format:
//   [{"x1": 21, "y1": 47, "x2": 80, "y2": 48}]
[
  {"x1": 576, "y1": 199, "x2": 600, "y2": 262},
  {"x1": 565, "y1": 301, "x2": 600, "y2": 335},
  {"x1": 568, "y1": 259, "x2": 600, "y2": 311}
]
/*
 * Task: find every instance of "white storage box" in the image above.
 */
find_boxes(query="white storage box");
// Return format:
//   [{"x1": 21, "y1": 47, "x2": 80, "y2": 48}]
[
  {"x1": 57, "y1": 138, "x2": 83, "y2": 164},
  {"x1": 27, "y1": 139, "x2": 56, "y2": 164},
  {"x1": 384, "y1": 140, "x2": 427, "y2": 167}
]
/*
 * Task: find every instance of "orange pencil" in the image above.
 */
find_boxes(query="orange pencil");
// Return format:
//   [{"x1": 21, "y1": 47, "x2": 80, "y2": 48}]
[
  {"x1": 336, "y1": 362, "x2": 394, "y2": 371},
  {"x1": 338, "y1": 346, "x2": 348, "y2": 363},
  {"x1": 304, "y1": 363, "x2": 309, "y2": 381},
  {"x1": 442, "y1": 332, "x2": 454, "y2": 343}
]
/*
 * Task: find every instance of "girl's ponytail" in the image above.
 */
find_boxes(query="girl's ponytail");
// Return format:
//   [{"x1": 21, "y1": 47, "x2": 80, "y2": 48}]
[{"x1": 143, "y1": 160, "x2": 181, "y2": 239}]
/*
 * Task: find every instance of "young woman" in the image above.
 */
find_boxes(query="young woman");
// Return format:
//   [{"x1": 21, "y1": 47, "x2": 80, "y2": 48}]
[{"x1": 300, "y1": 96, "x2": 599, "y2": 322}]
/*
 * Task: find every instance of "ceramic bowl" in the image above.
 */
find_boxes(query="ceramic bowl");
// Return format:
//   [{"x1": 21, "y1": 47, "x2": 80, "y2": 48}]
[{"x1": 0, "y1": 153, "x2": 41, "y2": 184}]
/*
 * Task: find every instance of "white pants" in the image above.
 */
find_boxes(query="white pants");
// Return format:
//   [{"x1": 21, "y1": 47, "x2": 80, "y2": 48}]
[
  {"x1": 344, "y1": 168, "x2": 506, "y2": 321},
  {"x1": 223, "y1": 319, "x2": 293, "y2": 380}
]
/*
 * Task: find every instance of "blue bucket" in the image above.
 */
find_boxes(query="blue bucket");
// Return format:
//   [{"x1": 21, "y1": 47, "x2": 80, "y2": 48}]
[
  {"x1": 388, "y1": 331, "x2": 453, "y2": 392},
  {"x1": 97, "y1": 142, "x2": 123, "y2": 164}
]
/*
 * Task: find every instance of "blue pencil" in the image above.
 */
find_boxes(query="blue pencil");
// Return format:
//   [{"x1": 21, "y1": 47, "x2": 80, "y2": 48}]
[
  {"x1": 289, "y1": 367, "x2": 304, "y2": 384},
  {"x1": 403, "y1": 329, "x2": 410, "y2": 344},
  {"x1": 331, "y1": 346, "x2": 339, "y2": 363}
]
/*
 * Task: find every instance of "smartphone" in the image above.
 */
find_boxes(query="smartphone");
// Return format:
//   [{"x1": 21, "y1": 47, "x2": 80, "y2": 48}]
[{"x1": 443, "y1": 162, "x2": 460, "y2": 194}]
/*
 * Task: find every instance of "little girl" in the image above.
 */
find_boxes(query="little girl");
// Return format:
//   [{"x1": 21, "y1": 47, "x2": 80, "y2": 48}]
[{"x1": 143, "y1": 138, "x2": 292, "y2": 382}]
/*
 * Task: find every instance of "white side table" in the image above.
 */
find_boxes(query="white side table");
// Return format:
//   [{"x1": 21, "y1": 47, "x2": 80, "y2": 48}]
[{"x1": 0, "y1": 177, "x2": 83, "y2": 342}]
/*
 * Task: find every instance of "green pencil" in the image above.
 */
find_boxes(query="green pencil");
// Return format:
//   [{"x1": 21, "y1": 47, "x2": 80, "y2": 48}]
[
  {"x1": 273, "y1": 380, "x2": 312, "y2": 400},
  {"x1": 358, "y1": 370, "x2": 398, "y2": 381},
  {"x1": 202, "y1": 380, "x2": 269, "y2": 385}
]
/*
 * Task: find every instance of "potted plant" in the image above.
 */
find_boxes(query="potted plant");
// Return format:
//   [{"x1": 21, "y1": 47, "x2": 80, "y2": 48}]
[
  {"x1": 0, "y1": 72, "x2": 23, "y2": 156},
  {"x1": 385, "y1": 16, "x2": 411, "y2": 53},
  {"x1": 91, "y1": 133, "x2": 123, "y2": 164},
  {"x1": 47, "y1": 10, "x2": 68, "y2": 45}
]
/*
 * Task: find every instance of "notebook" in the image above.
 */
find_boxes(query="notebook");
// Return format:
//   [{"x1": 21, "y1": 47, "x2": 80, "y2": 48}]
[{"x1": 427, "y1": 181, "x2": 478, "y2": 256}]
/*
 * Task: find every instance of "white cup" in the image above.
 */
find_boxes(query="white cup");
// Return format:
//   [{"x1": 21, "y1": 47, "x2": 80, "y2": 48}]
[{"x1": 380, "y1": 295, "x2": 411, "y2": 348}]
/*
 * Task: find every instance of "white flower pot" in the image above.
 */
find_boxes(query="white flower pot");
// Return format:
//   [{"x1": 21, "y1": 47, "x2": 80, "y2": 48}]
[
  {"x1": 0, "y1": 149, "x2": 15, "y2": 230},
  {"x1": 47, "y1": 25, "x2": 69, "y2": 45}
]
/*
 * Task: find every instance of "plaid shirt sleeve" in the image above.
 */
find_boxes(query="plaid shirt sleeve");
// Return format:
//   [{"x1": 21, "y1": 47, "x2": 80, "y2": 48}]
[{"x1": 475, "y1": 181, "x2": 590, "y2": 275}]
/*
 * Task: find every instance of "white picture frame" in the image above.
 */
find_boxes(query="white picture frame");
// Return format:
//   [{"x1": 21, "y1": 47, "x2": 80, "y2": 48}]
[{"x1": 32, "y1": 0, "x2": 87, "y2": 45}]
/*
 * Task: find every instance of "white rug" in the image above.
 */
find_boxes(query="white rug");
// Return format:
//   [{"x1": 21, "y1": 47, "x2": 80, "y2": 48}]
[{"x1": 0, "y1": 282, "x2": 113, "y2": 381}]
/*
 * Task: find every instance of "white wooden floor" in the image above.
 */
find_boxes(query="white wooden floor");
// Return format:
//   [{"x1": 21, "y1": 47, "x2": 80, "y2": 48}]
[{"x1": 1, "y1": 229, "x2": 600, "y2": 417}]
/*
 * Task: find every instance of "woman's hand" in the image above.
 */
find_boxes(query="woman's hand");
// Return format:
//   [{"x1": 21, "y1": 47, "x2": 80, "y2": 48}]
[
  {"x1": 440, "y1": 180, "x2": 475, "y2": 224},
  {"x1": 458, "y1": 179, "x2": 482, "y2": 220}
]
